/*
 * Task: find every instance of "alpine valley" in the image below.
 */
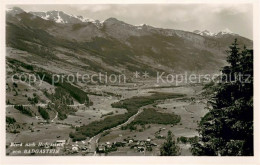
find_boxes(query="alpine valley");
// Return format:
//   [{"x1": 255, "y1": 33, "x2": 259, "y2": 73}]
[{"x1": 5, "y1": 7, "x2": 253, "y2": 156}]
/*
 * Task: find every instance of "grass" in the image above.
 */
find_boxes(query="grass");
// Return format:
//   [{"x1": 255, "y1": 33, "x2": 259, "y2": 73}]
[
  {"x1": 71, "y1": 92, "x2": 185, "y2": 140},
  {"x1": 122, "y1": 108, "x2": 180, "y2": 130},
  {"x1": 7, "y1": 58, "x2": 91, "y2": 105}
]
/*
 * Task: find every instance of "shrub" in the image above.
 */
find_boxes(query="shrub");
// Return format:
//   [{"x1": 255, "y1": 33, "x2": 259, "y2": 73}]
[{"x1": 6, "y1": 117, "x2": 16, "y2": 124}]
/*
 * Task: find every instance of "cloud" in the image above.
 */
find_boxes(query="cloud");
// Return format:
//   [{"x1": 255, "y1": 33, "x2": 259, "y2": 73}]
[
  {"x1": 206, "y1": 4, "x2": 251, "y2": 15},
  {"x1": 71, "y1": 5, "x2": 111, "y2": 12}
]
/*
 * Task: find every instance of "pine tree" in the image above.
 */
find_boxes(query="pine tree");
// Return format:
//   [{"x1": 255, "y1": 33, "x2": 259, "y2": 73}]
[
  {"x1": 191, "y1": 39, "x2": 253, "y2": 156},
  {"x1": 160, "y1": 131, "x2": 180, "y2": 156},
  {"x1": 226, "y1": 38, "x2": 240, "y2": 72}
]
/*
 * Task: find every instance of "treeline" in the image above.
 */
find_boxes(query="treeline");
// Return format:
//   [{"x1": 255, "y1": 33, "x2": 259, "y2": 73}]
[
  {"x1": 60, "y1": 82, "x2": 89, "y2": 104},
  {"x1": 46, "y1": 87, "x2": 74, "y2": 105},
  {"x1": 37, "y1": 71, "x2": 90, "y2": 104},
  {"x1": 14, "y1": 105, "x2": 33, "y2": 117},
  {"x1": 36, "y1": 71, "x2": 90, "y2": 104},
  {"x1": 7, "y1": 58, "x2": 90, "y2": 105},
  {"x1": 38, "y1": 106, "x2": 50, "y2": 120},
  {"x1": 8, "y1": 58, "x2": 34, "y2": 71},
  {"x1": 71, "y1": 92, "x2": 185, "y2": 141}
]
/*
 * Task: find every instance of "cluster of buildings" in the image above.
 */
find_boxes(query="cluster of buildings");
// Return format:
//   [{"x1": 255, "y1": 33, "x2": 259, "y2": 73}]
[
  {"x1": 97, "y1": 137, "x2": 158, "y2": 153},
  {"x1": 96, "y1": 141, "x2": 125, "y2": 153},
  {"x1": 129, "y1": 138, "x2": 158, "y2": 152},
  {"x1": 64, "y1": 140, "x2": 90, "y2": 154}
]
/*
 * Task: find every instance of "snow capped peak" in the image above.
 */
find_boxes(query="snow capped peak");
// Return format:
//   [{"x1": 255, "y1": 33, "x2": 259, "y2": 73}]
[
  {"x1": 201, "y1": 30, "x2": 215, "y2": 36},
  {"x1": 55, "y1": 11, "x2": 64, "y2": 23},
  {"x1": 218, "y1": 28, "x2": 233, "y2": 34},
  {"x1": 76, "y1": 15, "x2": 96, "y2": 24},
  {"x1": 194, "y1": 30, "x2": 215, "y2": 36},
  {"x1": 29, "y1": 10, "x2": 101, "y2": 26},
  {"x1": 134, "y1": 24, "x2": 146, "y2": 30},
  {"x1": 194, "y1": 28, "x2": 236, "y2": 37},
  {"x1": 135, "y1": 23, "x2": 146, "y2": 26}
]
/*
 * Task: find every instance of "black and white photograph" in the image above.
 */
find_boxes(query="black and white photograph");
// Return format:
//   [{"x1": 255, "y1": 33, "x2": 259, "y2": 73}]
[{"x1": 1, "y1": 0, "x2": 259, "y2": 164}]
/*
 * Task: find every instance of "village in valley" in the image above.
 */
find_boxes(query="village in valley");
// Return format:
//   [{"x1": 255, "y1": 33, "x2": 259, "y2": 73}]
[
  {"x1": 5, "y1": 5, "x2": 253, "y2": 157},
  {"x1": 6, "y1": 67, "x2": 207, "y2": 156}
]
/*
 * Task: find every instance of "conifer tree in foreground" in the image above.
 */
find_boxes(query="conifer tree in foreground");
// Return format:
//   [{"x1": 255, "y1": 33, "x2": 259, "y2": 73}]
[
  {"x1": 160, "y1": 131, "x2": 180, "y2": 156},
  {"x1": 191, "y1": 39, "x2": 253, "y2": 156}
]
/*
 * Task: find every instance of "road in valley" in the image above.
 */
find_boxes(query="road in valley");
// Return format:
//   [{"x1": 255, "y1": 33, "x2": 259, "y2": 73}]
[{"x1": 87, "y1": 104, "x2": 153, "y2": 155}]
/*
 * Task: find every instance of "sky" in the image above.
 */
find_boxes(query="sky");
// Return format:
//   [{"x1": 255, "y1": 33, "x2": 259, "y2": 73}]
[{"x1": 8, "y1": 4, "x2": 253, "y2": 39}]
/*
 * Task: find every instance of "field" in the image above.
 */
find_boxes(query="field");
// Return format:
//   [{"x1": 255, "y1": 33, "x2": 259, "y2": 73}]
[
  {"x1": 71, "y1": 92, "x2": 185, "y2": 139},
  {"x1": 97, "y1": 87, "x2": 207, "y2": 156},
  {"x1": 6, "y1": 53, "x2": 208, "y2": 155}
]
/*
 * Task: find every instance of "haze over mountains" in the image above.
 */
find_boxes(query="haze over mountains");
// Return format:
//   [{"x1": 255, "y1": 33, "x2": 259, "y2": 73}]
[{"x1": 6, "y1": 7, "x2": 253, "y2": 75}]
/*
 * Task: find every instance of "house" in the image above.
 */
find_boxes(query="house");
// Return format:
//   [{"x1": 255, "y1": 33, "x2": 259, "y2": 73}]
[
  {"x1": 106, "y1": 142, "x2": 111, "y2": 148},
  {"x1": 137, "y1": 146, "x2": 145, "y2": 152},
  {"x1": 72, "y1": 146, "x2": 79, "y2": 152},
  {"x1": 98, "y1": 145, "x2": 105, "y2": 152}
]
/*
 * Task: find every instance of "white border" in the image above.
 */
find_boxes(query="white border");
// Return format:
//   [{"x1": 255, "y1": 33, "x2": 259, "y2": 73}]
[{"x1": 1, "y1": 0, "x2": 260, "y2": 165}]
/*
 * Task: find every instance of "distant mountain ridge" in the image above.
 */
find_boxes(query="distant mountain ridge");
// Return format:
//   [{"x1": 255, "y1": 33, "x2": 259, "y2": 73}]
[
  {"x1": 6, "y1": 7, "x2": 253, "y2": 75},
  {"x1": 193, "y1": 28, "x2": 237, "y2": 37},
  {"x1": 8, "y1": 7, "x2": 241, "y2": 38},
  {"x1": 29, "y1": 10, "x2": 103, "y2": 27}
]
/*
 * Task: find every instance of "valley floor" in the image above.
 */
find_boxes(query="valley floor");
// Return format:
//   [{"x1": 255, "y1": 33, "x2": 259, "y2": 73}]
[{"x1": 6, "y1": 82, "x2": 208, "y2": 156}]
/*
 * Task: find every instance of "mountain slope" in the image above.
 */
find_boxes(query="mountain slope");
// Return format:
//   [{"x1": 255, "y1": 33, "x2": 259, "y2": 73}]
[{"x1": 6, "y1": 7, "x2": 253, "y2": 75}]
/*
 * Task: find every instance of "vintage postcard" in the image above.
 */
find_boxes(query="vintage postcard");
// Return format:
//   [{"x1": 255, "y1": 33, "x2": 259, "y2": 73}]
[{"x1": 1, "y1": 0, "x2": 259, "y2": 164}]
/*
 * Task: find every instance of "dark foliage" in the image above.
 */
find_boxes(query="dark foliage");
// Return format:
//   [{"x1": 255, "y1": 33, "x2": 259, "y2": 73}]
[
  {"x1": 14, "y1": 105, "x2": 33, "y2": 117},
  {"x1": 191, "y1": 39, "x2": 253, "y2": 156},
  {"x1": 6, "y1": 117, "x2": 16, "y2": 124},
  {"x1": 122, "y1": 108, "x2": 180, "y2": 129},
  {"x1": 38, "y1": 106, "x2": 50, "y2": 120},
  {"x1": 71, "y1": 93, "x2": 185, "y2": 140},
  {"x1": 160, "y1": 131, "x2": 180, "y2": 156}
]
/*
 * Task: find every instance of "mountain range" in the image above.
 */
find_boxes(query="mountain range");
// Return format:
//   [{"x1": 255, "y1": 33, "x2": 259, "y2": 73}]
[
  {"x1": 6, "y1": 7, "x2": 253, "y2": 76},
  {"x1": 193, "y1": 28, "x2": 236, "y2": 37}
]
